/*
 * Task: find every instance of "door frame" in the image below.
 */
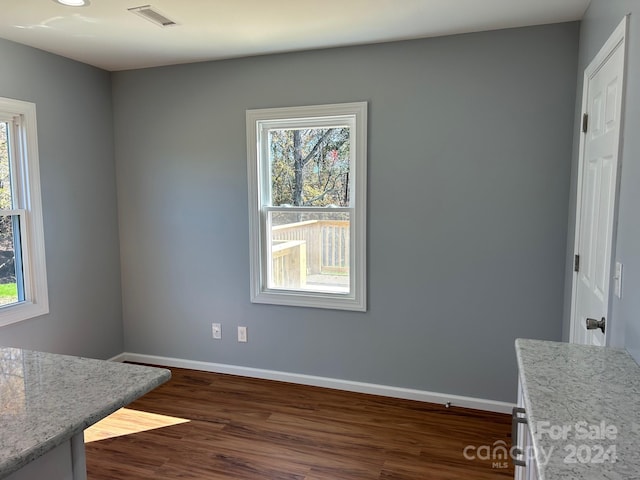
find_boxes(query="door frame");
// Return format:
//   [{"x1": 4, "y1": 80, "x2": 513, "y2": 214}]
[{"x1": 569, "y1": 16, "x2": 629, "y2": 345}]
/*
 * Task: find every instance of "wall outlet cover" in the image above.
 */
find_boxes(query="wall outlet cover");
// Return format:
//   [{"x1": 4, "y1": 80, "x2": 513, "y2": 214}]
[
  {"x1": 238, "y1": 326, "x2": 247, "y2": 343},
  {"x1": 212, "y1": 323, "x2": 221, "y2": 339}
]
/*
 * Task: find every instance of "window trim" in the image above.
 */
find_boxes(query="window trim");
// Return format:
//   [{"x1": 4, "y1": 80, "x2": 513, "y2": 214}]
[
  {"x1": 246, "y1": 102, "x2": 367, "y2": 311},
  {"x1": 0, "y1": 97, "x2": 49, "y2": 327}
]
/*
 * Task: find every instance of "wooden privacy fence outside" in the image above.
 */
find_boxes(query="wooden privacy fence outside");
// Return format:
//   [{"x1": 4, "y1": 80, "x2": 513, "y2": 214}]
[{"x1": 271, "y1": 219, "x2": 349, "y2": 288}]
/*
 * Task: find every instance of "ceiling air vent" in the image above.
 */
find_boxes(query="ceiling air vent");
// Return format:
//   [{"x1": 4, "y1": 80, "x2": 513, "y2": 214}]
[{"x1": 128, "y1": 5, "x2": 177, "y2": 27}]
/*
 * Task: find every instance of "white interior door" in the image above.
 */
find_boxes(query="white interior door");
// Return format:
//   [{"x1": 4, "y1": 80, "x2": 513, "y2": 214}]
[{"x1": 571, "y1": 18, "x2": 628, "y2": 346}]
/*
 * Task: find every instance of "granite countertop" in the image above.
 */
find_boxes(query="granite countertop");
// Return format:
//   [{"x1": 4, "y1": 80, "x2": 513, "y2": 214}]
[
  {"x1": 0, "y1": 347, "x2": 170, "y2": 478},
  {"x1": 516, "y1": 339, "x2": 640, "y2": 480}
]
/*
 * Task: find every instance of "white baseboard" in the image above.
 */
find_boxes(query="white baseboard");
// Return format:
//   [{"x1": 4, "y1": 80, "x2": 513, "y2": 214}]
[
  {"x1": 113, "y1": 352, "x2": 514, "y2": 414},
  {"x1": 107, "y1": 352, "x2": 128, "y2": 362}
]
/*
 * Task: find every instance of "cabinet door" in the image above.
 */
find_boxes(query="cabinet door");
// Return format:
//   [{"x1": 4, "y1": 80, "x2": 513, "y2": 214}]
[
  {"x1": 5, "y1": 433, "x2": 86, "y2": 480},
  {"x1": 515, "y1": 377, "x2": 538, "y2": 480}
]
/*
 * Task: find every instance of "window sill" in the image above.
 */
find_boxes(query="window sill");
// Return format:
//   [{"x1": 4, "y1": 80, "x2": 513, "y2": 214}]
[
  {"x1": 251, "y1": 289, "x2": 365, "y2": 312},
  {"x1": 0, "y1": 300, "x2": 49, "y2": 327}
]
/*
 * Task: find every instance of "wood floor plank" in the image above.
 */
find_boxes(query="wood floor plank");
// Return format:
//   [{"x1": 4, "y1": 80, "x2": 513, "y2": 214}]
[{"x1": 85, "y1": 366, "x2": 514, "y2": 479}]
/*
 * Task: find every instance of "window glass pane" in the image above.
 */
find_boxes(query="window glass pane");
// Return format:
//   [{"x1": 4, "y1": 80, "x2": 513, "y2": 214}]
[
  {"x1": 269, "y1": 127, "x2": 350, "y2": 207},
  {"x1": 268, "y1": 210, "x2": 349, "y2": 294},
  {"x1": 0, "y1": 215, "x2": 23, "y2": 306},
  {"x1": 0, "y1": 122, "x2": 13, "y2": 209}
]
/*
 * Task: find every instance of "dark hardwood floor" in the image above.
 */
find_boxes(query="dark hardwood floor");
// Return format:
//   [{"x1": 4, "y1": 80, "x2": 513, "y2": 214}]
[{"x1": 85, "y1": 366, "x2": 514, "y2": 479}]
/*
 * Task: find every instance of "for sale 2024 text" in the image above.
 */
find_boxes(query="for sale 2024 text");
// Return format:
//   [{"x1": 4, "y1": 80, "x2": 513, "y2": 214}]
[{"x1": 534, "y1": 420, "x2": 618, "y2": 466}]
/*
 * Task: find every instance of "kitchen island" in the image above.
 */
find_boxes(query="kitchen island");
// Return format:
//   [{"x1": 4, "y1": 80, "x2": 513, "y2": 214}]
[
  {"x1": 0, "y1": 347, "x2": 170, "y2": 479},
  {"x1": 515, "y1": 339, "x2": 640, "y2": 480}
]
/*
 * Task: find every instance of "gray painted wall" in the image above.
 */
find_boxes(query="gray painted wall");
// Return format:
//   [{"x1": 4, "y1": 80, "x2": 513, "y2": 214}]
[
  {"x1": 0, "y1": 39, "x2": 124, "y2": 359},
  {"x1": 562, "y1": 1, "x2": 640, "y2": 358},
  {"x1": 114, "y1": 22, "x2": 579, "y2": 402}
]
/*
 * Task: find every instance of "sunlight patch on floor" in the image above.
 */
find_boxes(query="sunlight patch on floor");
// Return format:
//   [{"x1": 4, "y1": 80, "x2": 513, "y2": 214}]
[{"x1": 84, "y1": 407, "x2": 190, "y2": 443}]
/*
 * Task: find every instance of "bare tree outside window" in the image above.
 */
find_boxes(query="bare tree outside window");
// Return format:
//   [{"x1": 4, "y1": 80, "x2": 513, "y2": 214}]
[{"x1": 269, "y1": 127, "x2": 350, "y2": 208}]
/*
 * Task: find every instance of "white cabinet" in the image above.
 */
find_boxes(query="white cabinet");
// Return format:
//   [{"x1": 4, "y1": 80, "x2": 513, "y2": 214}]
[
  {"x1": 5, "y1": 433, "x2": 86, "y2": 480},
  {"x1": 514, "y1": 377, "x2": 539, "y2": 480}
]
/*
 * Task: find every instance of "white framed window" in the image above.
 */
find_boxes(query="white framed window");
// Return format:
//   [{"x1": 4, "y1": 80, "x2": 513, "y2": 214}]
[
  {"x1": 0, "y1": 97, "x2": 48, "y2": 327},
  {"x1": 247, "y1": 102, "x2": 367, "y2": 311}
]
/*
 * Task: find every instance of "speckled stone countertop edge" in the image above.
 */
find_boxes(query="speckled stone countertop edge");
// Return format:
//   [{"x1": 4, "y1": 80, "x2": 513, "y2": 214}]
[
  {"x1": 0, "y1": 351, "x2": 171, "y2": 479},
  {"x1": 7, "y1": 371, "x2": 170, "y2": 476},
  {"x1": 515, "y1": 338, "x2": 640, "y2": 480}
]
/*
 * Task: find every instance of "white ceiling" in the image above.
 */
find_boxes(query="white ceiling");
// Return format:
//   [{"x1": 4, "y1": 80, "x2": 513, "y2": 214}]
[{"x1": 0, "y1": 0, "x2": 591, "y2": 72}]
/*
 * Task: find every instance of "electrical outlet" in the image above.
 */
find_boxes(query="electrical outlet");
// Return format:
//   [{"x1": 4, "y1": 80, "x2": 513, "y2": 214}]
[
  {"x1": 212, "y1": 323, "x2": 221, "y2": 339},
  {"x1": 237, "y1": 326, "x2": 247, "y2": 343}
]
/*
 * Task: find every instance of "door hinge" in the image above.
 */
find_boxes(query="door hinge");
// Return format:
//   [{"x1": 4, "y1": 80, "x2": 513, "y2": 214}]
[
  {"x1": 582, "y1": 113, "x2": 589, "y2": 133},
  {"x1": 574, "y1": 254, "x2": 580, "y2": 272}
]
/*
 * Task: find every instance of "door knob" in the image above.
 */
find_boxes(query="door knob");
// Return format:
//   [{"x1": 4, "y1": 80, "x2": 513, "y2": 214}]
[{"x1": 586, "y1": 317, "x2": 606, "y2": 333}]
